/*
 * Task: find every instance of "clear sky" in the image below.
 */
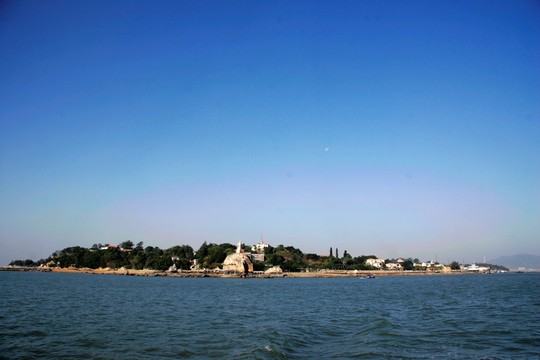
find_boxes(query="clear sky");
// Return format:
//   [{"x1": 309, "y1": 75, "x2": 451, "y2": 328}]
[{"x1": 1, "y1": 0, "x2": 539, "y2": 265}]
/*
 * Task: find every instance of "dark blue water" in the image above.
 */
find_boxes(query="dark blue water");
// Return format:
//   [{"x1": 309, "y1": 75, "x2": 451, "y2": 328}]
[{"x1": 0, "y1": 272, "x2": 538, "y2": 359}]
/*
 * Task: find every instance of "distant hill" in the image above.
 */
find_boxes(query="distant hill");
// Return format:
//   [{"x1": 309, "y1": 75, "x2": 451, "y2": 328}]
[{"x1": 489, "y1": 254, "x2": 540, "y2": 270}]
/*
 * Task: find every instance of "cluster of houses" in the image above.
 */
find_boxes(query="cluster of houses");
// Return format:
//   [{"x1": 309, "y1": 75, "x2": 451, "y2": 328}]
[
  {"x1": 221, "y1": 240, "x2": 491, "y2": 273},
  {"x1": 365, "y1": 257, "x2": 491, "y2": 272},
  {"x1": 365, "y1": 257, "x2": 447, "y2": 270},
  {"x1": 171, "y1": 238, "x2": 491, "y2": 274},
  {"x1": 99, "y1": 245, "x2": 133, "y2": 252}
]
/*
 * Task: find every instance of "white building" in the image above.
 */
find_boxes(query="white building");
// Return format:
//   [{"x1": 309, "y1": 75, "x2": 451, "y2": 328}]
[
  {"x1": 251, "y1": 241, "x2": 270, "y2": 253},
  {"x1": 366, "y1": 258, "x2": 385, "y2": 268},
  {"x1": 385, "y1": 262, "x2": 402, "y2": 270},
  {"x1": 465, "y1": 263, "x2": 490, "y2": 272}
]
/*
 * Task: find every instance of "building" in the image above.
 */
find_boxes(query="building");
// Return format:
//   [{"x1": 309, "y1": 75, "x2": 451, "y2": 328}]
[
  {"x1": 250, "y1": 253, "x2": 265, "y2": 262},
  {"x1": 385, "y1": 262, "x2": 402, "y2": 270},
  {"x1": 366, "y1": 258, "x2": 385, "y2": 268},
  {"x1": 464, "y1": 263, "x2": 490, "y2": 272},
  {"x1": 99, "y1": 245, "x2": 132, "y2": 252},
  {"x1": 251, "y1": 240, "x2": 270, "y2": 253}
]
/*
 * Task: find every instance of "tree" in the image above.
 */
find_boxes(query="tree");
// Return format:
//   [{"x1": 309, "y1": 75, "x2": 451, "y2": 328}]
[
  {"x1": 102, "y1": 247, "x2": 124, "y2": 268},
  {"x1": 253, "y1": 261, "x2": 266, "y2": 272},
  {"x1": 402, "y1": 259, "x2": 414, "y2": 270},
  {"x1": 450, "y1": 261, "x2": 461, "y2": 270},
  {"x1": 9, "y1": 259, "x2": 37, "y2": 267},
  {"x1": 330, "y1": 247, "x2": 333, "y2": 257},
  {"x1": 176, "y1": 258, "x2": 192, "y2": 270},
  {"x1": 342, "y1": 251, "x2": 353, "y2": 267},
  {"x1": 83, "y1": 251, "x2": 103, "y2": 269},
  {"x1": 305, "y1": 253, "x2": 320, "y2": 261},
  {"x1": 266, "y1": 254, "x2": 285, "y2": 266},
  {"x1": 206, "y1": 244, "x2": 229, "y2": 267},
  {"x1": 166, "y1": 245, "x2": 195, "y2": 260},
  {"x1": 351, "y1": 256, "x2": 371, "y2": 270},
  {"x1": 336, "y1": 248, "x2": 339, "y2": 259},
  {"x1": 131, "y1": 252, "x2": 147, "y2": 270},
  {"x1": 144, "y1": 248, "x2": 164, "y2": 269},
  {"x1": 281, "y1": 260, "x2": 300, "y2": 272},
  {"x1": 196, "y1": 242, "x2": 209, "y2": 263},
  {"x1": 119, "y1": 240, "x2": 134, "y2": 249}
]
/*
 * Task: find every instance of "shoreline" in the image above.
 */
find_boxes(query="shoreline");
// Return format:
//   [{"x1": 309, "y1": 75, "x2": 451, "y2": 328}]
[{"x1": 0, "y1": 266, "x2": 504, "y2": 278}]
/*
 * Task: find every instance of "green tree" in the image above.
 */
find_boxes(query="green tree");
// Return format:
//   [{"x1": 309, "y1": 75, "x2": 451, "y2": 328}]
[
  {"x1": 330, "y1": 247, "x2": 333, "y2": 257},
  {"x1": 102, "y1": 247, "x2": 124, "y2": 268},
  {"x1": 205, "y1": 244, "x2": 228, "y2": 267},
  {"x1": 281, "y1": 260, "x2": 300, "y2": 272},
  {"x1": 196, "y1": 242, "x2": 209, "y2": 263},
  {"x1": 342, "y1": 251, "x2": 353, "y2": 267},
  {"x1": 264, "y1": 245, "x2": 274, "y2": 255},
  {"x1": 450, "y1": 261, "x2": 461, "y2": 270},
  {"x1": 119, "y1": 240, "x2": 134, "y2": 249},
  {"x1": 330, "y1": 256, "x2": 343, "y2": 269},
  {"x1": 131, "y1": 252, "x2": 147, "y2": 270},
  {"x1": 166, "y1": 245, "x2": 195, "y2": 260},
  {"x1": 402, "y1": 259, "x2": 414, "y2": 270},
  {"x1": 82, "y1": 250, "x2": 102, "y2": 268},
  {"x1": 155, "y1": 255, "x2": 172, "y2": 271},
  {"x1": 9, "y1": 259, "x2": 37, "y2": 267},
  {"x1": 176, "y1": 258, "x2": 192, "y2": 270},
  {"x1": 305, "y1": 253, "x2": 320, "y2": 261},
  {"x1": 253, "y1": 261, "x2": 266, "y2": 271},
  {"x1": 266, "y1": 254, "x2": 285, "y2": 266}
]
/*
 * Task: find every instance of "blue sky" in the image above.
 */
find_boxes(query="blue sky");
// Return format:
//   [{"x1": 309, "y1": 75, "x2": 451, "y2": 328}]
[{"x1": 1, "y1": 0, "x2": 539, "y2": 265}]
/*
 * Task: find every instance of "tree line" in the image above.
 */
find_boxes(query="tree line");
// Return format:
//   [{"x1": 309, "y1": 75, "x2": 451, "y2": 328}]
[{"x1": 9, "y1": 241, "x2": 481, "y2": 272}]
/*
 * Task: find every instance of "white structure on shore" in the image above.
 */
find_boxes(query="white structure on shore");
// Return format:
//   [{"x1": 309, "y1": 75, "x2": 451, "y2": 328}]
[
  {"x1": 366, "y1": 258, "x2": 385, "y2": 268},
  {"x1": 222, "y1": 241, "x2": 253, "y2": 273},
  {"x1": 465, "y1": 263, "x2": 490, "y2": 272},
  {"x1": 251, "y1": 236, "x2": 270, "y2": 253},
  {"x1": 385, "y1": 262, "x2": 402, "y2": 270}
]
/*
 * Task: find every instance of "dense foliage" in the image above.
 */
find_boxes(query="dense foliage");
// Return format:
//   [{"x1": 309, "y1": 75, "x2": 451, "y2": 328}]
[
  {"x1": 9, "y1": 242, "x2": 482, "y2": 272},
  {"x1": 8, "y1": 243, "x2": 195, "y2": 271},
  {"x1": 8, "y1": 259, "x2": 46, "y2": 267}
]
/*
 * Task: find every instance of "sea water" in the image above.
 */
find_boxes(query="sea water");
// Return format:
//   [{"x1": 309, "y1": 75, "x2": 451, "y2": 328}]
[{"x1": 0, "y1": 272, "x2": 538, "y2": 359}]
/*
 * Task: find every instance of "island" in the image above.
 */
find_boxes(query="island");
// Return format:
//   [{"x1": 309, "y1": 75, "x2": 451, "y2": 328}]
[{"x1": 3, "y1": 240, "x2": 508, "y2": 278}]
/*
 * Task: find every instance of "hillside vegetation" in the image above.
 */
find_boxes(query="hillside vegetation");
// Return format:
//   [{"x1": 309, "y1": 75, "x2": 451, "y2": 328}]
[{"x1": 9, "y1": 242, "x2": 383, "y2": 271}]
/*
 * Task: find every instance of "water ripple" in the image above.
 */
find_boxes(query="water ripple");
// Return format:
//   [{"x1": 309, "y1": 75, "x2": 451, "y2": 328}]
[{"x1": 1, "y1": 273, "x2": 539, "y2": 359}]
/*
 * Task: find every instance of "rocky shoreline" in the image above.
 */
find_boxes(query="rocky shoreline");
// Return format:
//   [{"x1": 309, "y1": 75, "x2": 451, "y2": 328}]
[{"x1": 0, "y1": 266, "x2": 493, "y2": 278}]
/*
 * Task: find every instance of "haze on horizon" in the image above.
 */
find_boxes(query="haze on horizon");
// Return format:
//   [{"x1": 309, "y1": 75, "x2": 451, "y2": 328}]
[{"x1": 1, "y1": 0, "x2": 539, "y2": 266}]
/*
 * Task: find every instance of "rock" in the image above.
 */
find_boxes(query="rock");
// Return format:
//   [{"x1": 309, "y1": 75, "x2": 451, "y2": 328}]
[
  {"x1": 222, "y1": 253, "x2": 253, "y2": 273},
  {"x1": 265, "y1": 266, "x2": 283, "y2": 274},
  {"x1": 167, "y1": 263, "x2": 178, "y2": 273}
]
